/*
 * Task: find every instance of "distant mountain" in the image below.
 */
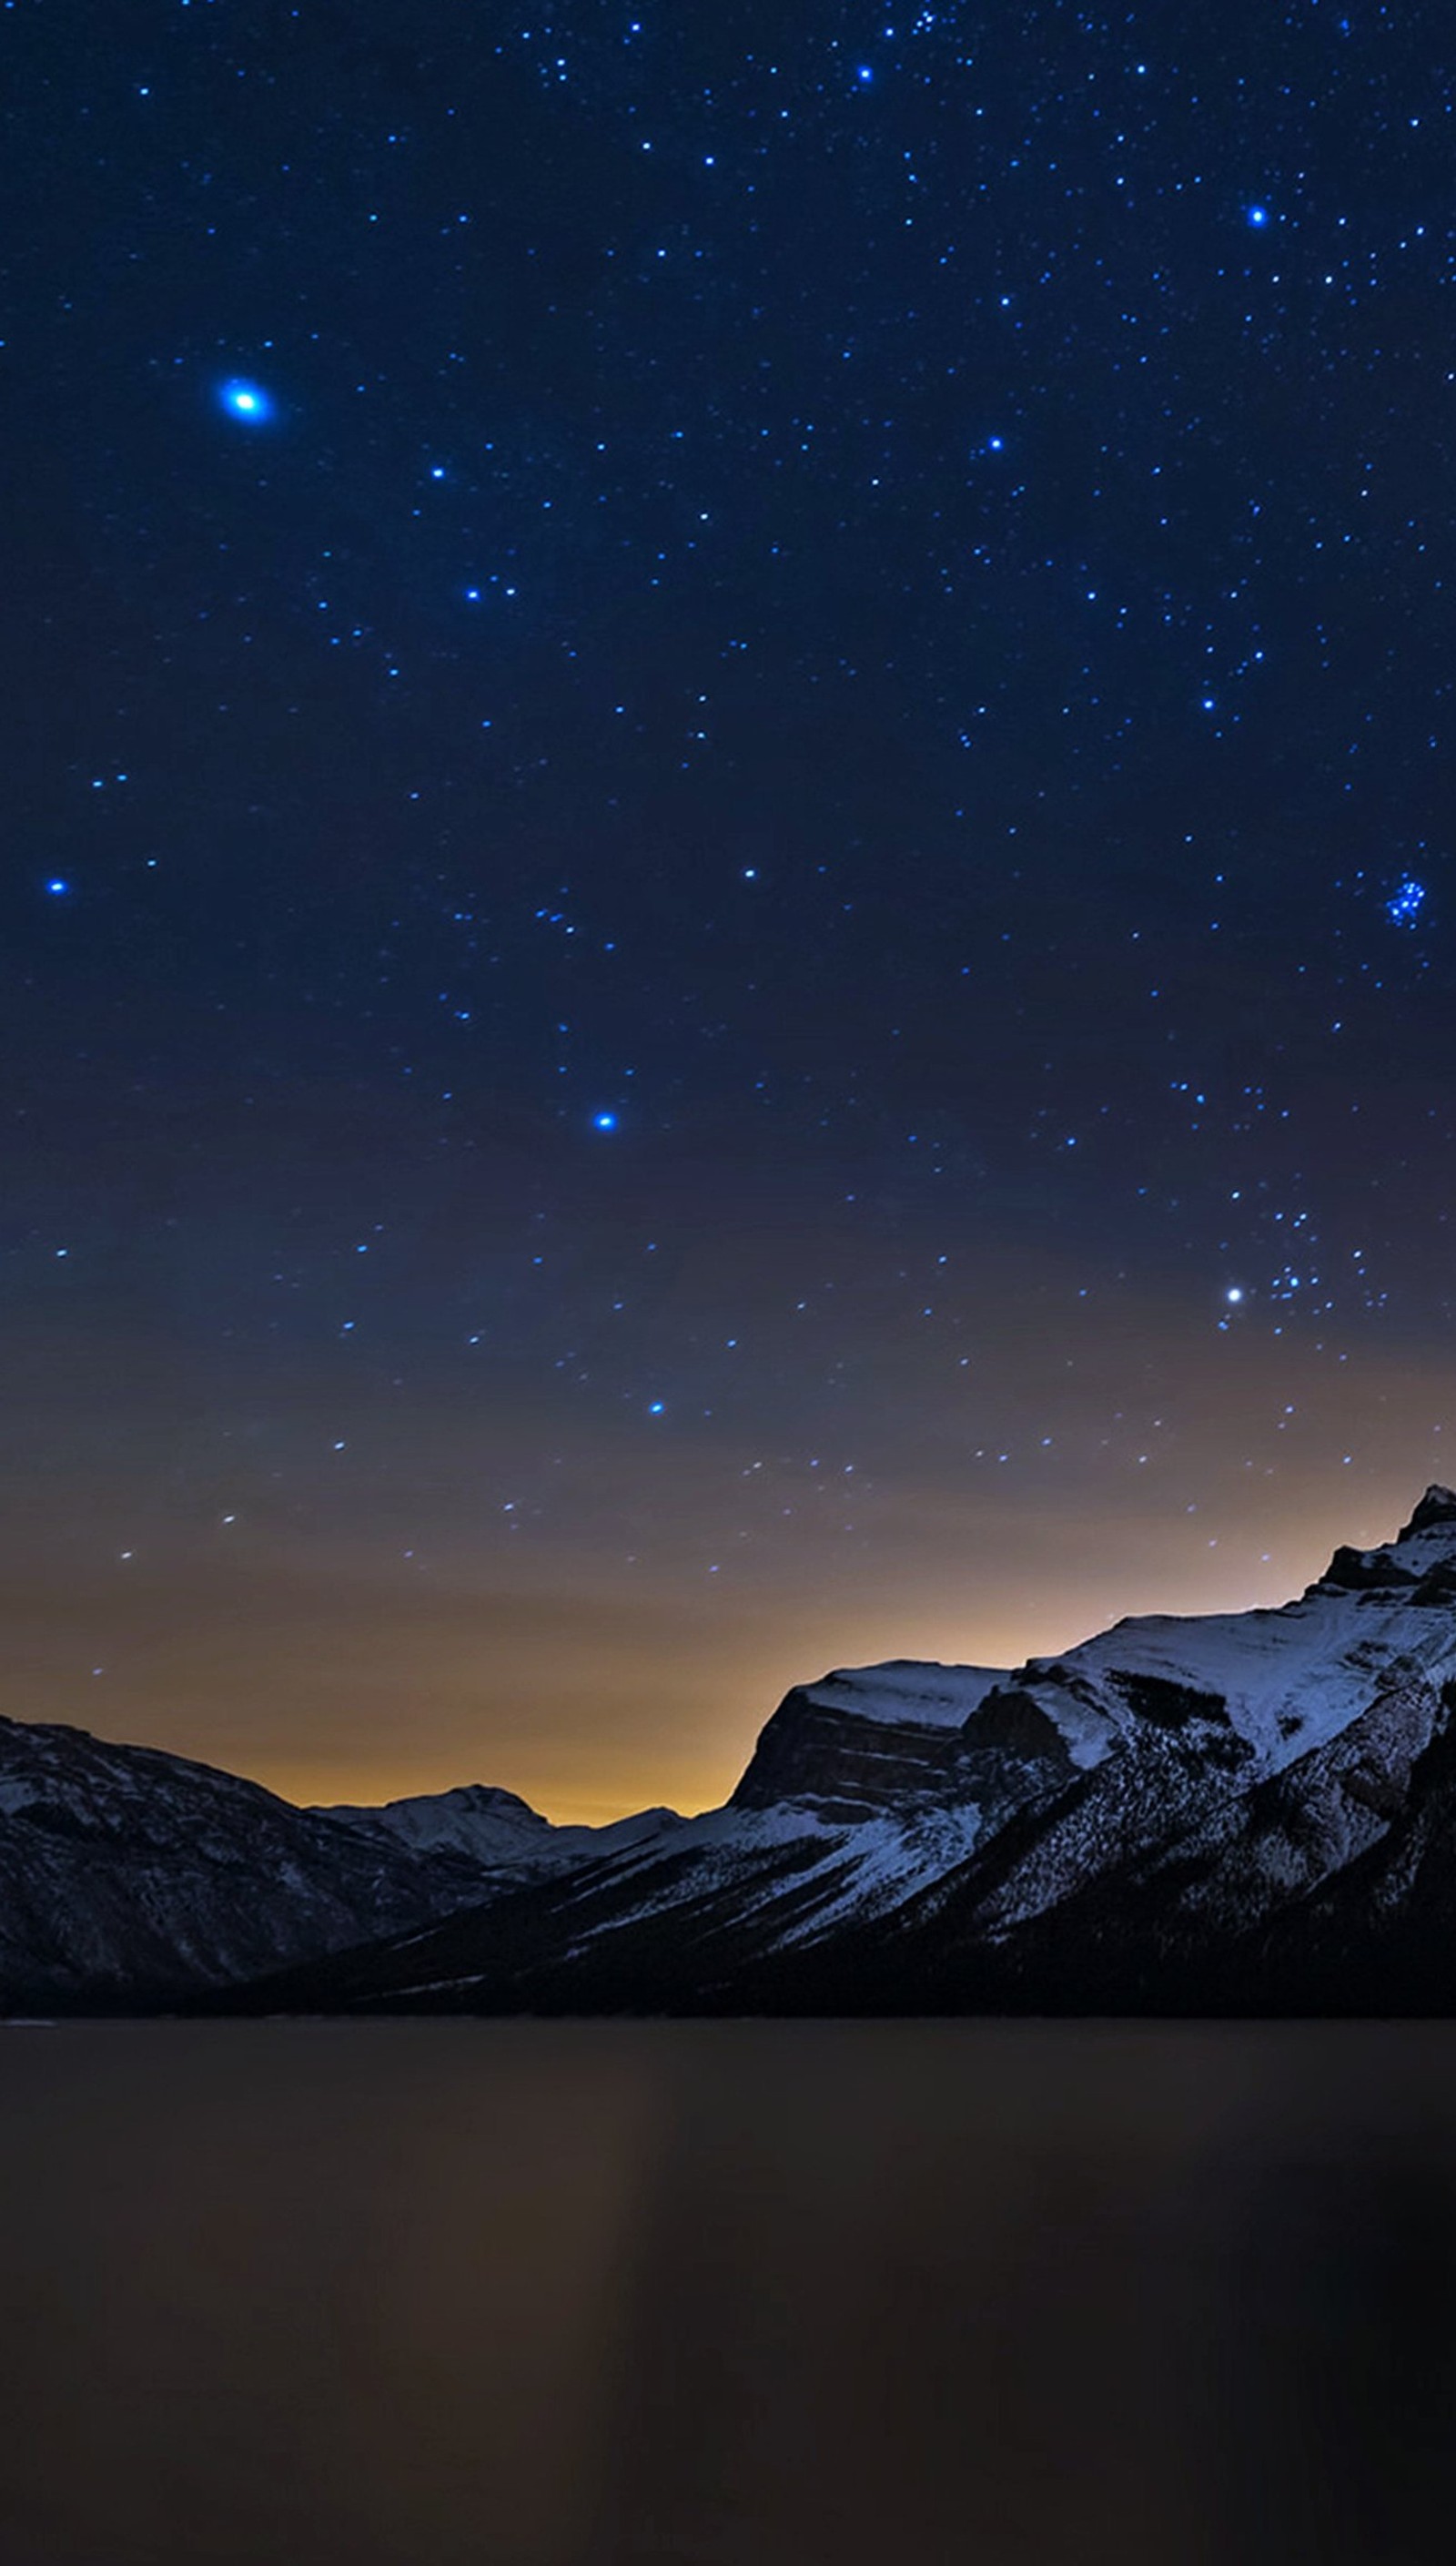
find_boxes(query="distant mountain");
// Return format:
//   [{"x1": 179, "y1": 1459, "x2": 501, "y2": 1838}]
[
  {"x1": 10, "y1": 1486, "x2": 1456, "y2": 2014},
  {"x1": 0, "y1": 1722, "x2": 677, "y2": 2009},
  {"x1": 317, "y1": 1782, "x2": 682, "y2": 1873}
]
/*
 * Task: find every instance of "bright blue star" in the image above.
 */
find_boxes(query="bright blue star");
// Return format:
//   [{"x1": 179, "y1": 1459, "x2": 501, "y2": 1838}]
[
  {"x1": 1247, "y1": 205, "x2": 1269, "y2": 228},
  {"x1": 857, "y1": 64, "x2": 875, "y2": 82},
  {"x1": 986, "y1": 435, "x2": 1006, "y2": 453},
  {"x1": 218, "y1": 378, "x2": 274, "y2": 424},
  {"x1": 592, "y1": 1111, "x2": 619, "y2": 1132},
  {"x1": 1386, "y1": 876, "x2": 1427, "y2": 928},
  {"x1": 648, "y1": 1400, "x2": 665, "y2": 1415},
  {"x1": 46, "y1": 877, "x2": 70, "y2": 898}
]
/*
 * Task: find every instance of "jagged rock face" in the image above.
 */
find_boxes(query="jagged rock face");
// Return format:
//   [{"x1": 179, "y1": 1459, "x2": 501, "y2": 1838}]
[
  {"x1": 731, "y1": 1663, "x2": 1006, "y2": 1812},
  {"x1": 1400, "y1": 1484, "x2": 1456, "y2": 1538},
  {"x1": 845, "y1": 1667, "x2": 1456, "y2": 2016},
  {"x1": 731, "y1": 1692, "x2": 966, "y2": 1821},
  {"x1": 728, "y1": 1659, "x2": 1075, "y2": 1833},
  {"x1": 1311, "y1": 1544, "x2": 1417, "y2": 1595}
]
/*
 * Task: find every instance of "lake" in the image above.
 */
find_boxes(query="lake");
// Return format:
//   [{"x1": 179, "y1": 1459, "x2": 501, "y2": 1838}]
[{"x1": 1, "y1": 2020, "x2": 1455, "y2": 2562}]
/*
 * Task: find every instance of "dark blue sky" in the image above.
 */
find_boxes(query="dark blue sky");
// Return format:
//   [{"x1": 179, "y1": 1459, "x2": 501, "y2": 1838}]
[{"x1": 3, "y1": 1, "x2": 1453, "y2": 1813}]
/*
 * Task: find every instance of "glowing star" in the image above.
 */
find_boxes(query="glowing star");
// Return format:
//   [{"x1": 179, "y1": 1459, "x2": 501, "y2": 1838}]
[
  {"x1": 1226, "y1": 1286, "x2": 1245, "y2": 1305},
  {"x1": 1247, "y1": 205, "x2": 1270, "y2": 228},
  {"x1": 1386, "y1": 876, "x2": 1427, "y2": 928},
  {"x1": 593, "y1": 1111, "x2": 619, "y2": 1131},
  {"x1": 218, "y1": 378, "x2": 274, "y2": 424},
  {"x1": 46, "y1": 877, "x2": 70, "y2": 897}
]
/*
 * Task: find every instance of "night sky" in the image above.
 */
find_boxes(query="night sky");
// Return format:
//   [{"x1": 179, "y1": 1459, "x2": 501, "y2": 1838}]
[{"x1": 5, "y1": 0, "x2": 1455, "y2": 1818}]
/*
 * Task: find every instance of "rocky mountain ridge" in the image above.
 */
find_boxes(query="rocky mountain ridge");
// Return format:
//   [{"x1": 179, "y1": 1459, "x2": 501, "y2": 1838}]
[
  {"x1": 7, "y1": 1486, "x2": 1456, "y2": 2013},
  {"x1": 246, "y1": 1484, "x2": 1456, "y2": 2015}
]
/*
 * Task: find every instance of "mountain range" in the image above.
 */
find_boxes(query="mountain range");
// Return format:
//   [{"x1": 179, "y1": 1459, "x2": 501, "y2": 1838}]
[{"x1": 8, "y1": 1486, "x2": 1456, "y2": 2014}]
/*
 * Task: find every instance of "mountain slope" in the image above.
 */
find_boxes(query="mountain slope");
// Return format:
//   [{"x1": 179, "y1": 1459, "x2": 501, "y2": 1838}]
[
  {"x1": 11, "y1": 1486, "x2": 1456, "y2": 2014},
  {"x1": 0, "y1": 1724, "x2": 671, "y2": 2008},
  {"x1": 0, "y1": 1718, "x2": 482, "y2": 2005},
  {"x1": 241, "y1": 1485, "x2": 1456, "y2": 2016}
]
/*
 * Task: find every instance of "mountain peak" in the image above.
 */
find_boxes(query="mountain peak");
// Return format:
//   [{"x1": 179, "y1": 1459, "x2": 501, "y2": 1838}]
[{"x1": 1399, "y1": 1485, "x2": 1456, "y2": 1540}]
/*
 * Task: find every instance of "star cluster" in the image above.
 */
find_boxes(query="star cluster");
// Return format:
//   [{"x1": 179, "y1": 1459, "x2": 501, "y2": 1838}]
[{"x1": 3, "y1": 1, "x2": 1455, "y2": 1812}]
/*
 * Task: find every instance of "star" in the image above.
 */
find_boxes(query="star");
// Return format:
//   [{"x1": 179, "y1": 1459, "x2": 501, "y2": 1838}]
[
  {"x1": 218, "y1": 378, "x2": 274, "y2": 424},
  {"x1": 592, "y1": 1111, "x2": 619, "y2": 1131}
]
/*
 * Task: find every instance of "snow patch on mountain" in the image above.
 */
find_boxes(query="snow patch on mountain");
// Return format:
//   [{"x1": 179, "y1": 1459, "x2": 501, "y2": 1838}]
[
  {"x1": 318, "y1": 1784, "x2": 686, "y2": 1873},
  {"x1": 800, "y1": 1661, "x2": 1007, "y2": 1729},
  {"x1": 318, "y1": 1783, "x2": 554, "y2": 1863},
  {"x1": 998, "y1": 1484, "x2": 1456, "y2": 1776}
]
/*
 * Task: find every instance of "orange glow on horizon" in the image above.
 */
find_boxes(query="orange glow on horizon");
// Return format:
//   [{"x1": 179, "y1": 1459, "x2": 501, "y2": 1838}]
[{"x1": 1, "y1": 1291, "x2": 1451, "y2": 1825}]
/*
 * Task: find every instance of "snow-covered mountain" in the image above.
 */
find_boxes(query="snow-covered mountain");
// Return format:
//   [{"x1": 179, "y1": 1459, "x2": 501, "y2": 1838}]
[
  {"x1": 0, "y1": 1723, "x2": 677, "y2": 2007},
  {"x1": 10, "y1": 1485, "x2": 1456, "y2": 2013},
  {"x1": 317, "y1": 1782, "x2": 683, "y2": 1873},
  {"x1": 241, "y1": 1484, "x2": 1456, "y2": 2017}
]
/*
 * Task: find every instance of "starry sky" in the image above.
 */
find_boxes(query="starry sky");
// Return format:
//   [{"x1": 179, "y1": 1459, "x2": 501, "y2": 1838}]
[{"x1": 4, "y1": 0, "x2": 1456, "y2": 1819}]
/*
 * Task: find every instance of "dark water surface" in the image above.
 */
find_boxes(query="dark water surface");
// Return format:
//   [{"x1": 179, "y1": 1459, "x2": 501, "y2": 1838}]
[{"x1": 3, "y1": 2022, "x2": 1456, "y2": 2562}]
